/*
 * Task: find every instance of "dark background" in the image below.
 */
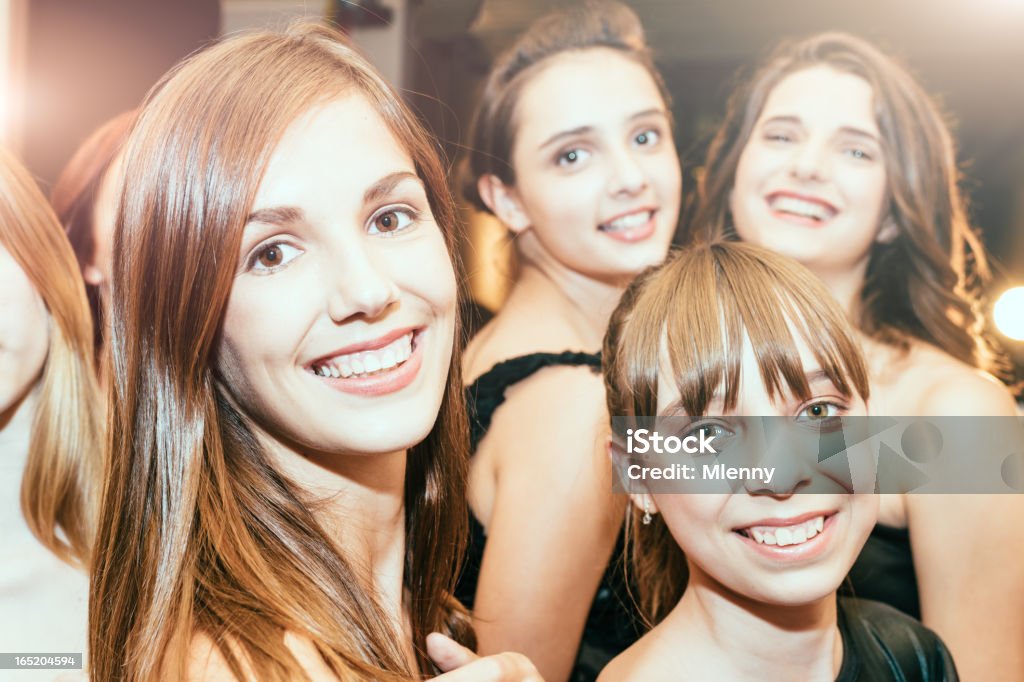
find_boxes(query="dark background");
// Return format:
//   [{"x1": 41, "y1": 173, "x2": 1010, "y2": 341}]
[
  {"x1": 13, "y1": 0, "x2": 1024, "y2": 370},
  {"x1": 406, "y1": 0, "x2": 1024, "y2": 372}
]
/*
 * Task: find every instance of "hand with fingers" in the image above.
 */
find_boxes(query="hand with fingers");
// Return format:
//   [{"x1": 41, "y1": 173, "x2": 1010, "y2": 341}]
[{"x1": 427, "y1": 633, "x2": 545, "y2": 682}]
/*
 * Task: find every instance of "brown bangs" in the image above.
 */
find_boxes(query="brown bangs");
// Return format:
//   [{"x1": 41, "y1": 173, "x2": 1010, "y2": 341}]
[{"x1": 606, "y1": 242, "x2": 869, "y2": 421}]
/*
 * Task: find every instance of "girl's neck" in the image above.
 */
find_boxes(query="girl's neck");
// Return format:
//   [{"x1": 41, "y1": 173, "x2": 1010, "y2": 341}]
[
  {"x1": 506, "y1": 253, "x2": 628, "y2": 350},
  {"x1": 806, "y1": 259, "x2": 869, "y2": 322},
  {"x1": 260, "y1": 434, "x2": 408, "y2": 617},
  {"x1": 662, "y1": 568, "x2": 843, "y2": 680}
]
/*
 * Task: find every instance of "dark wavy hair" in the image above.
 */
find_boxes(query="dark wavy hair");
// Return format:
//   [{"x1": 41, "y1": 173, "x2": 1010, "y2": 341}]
[{"x1": 689, "y1": 32, "x2": 1004, "y2": 374}]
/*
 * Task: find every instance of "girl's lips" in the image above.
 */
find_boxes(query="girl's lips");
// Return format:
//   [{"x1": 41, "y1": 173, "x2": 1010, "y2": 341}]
[
  {"x1": 764, "y1": 191, "x2": 839, "y2": 228},
  {"x1": 310, "y1": 329, "x2": 424, "y2": 396},
  {"x1": 598, "y1": 209, "x2": 657, "y2": 243},
  {"x1": 733, "y1": 511, "x2": 839, "y2": 563}
]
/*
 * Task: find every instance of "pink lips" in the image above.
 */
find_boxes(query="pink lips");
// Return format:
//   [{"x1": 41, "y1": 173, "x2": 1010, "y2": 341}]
[
  {"x1": 598, "y1": 208, "x2": 658, "y2": 243},
  {"x1": 307, "y1": 328, "x2": 424, "y2": 397},
  {"x1": 765, "y1": 190, "x2": 839, "y2": 228},
  {"x1": 733, "y1": 511, "x2": 839, "y2": 563}
]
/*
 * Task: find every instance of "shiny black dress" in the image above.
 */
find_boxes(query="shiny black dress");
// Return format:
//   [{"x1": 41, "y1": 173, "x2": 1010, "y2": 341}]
[
  {"x1": 455, "y1": 351, "x2": 640, "y2": 682},
  {"x1": 836, "y1": 597, "x2": 957, "y2": 681}
]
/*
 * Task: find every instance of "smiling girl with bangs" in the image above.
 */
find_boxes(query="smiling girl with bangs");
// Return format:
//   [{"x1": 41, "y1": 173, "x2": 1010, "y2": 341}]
[{"x1": 599, "y1": 241, "x2": 957, "y2": 681}]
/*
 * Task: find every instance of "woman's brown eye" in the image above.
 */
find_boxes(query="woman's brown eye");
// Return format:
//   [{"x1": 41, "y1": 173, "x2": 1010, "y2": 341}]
[
  {"x1": 375, "y1": 211, "x2": 398, "y2": 232},
  {"x1": 258, "y1": 246, "x2": 282, "y2": 267}
]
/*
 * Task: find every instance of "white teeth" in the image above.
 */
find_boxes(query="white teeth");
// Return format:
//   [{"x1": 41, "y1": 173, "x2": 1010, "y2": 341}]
[
  {"x1": 769, "y1": 195, "x2": 834, "y2": 221},
  {"x1": 311, "y1": 331, "x2": 415, "y2": 379},
  {"x1": 601, "y1": 210, "x2": 652, "y2": 232},
  {"x1": 744, "y1": 515, "x2": 827, "y2": 547}
]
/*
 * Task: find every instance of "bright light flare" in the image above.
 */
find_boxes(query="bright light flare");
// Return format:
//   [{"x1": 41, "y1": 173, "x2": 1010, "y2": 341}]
[{"x1": 993, "y1": 286, "x2": 1024, "y2": 341}]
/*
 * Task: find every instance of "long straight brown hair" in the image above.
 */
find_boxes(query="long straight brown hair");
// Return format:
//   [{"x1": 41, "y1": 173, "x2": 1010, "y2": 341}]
[
  {"x1": 603, "y1": 241, "x2": 870, "y2": 626},
  {"x1": 689, "y1": 33, "x2": 1002, "y2": 374},
  {"x1": 91, "y1": 24, "x2": 472, "y2": 681},
  {"x1": 0, "y1": 145, "x2": 101, "y2": 565}
]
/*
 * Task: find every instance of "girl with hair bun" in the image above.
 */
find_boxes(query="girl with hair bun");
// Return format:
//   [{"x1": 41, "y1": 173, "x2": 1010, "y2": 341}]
[
  {"x1": 690, "y1": 32, "x2": 1023, "y2": 678},
  {"x1": 600, "y1": 241, "x2": 958, "y2": 681},
  {"x1": 90, "y1": 23, "x2": 538, "y2": 682},
  {"x1": 458, "y1": 1, "x2": 682, "y2": 679}
]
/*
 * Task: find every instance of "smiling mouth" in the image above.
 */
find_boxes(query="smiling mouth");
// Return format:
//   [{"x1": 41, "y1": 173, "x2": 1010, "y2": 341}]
[
  {"x1": 598, "y1": 209, "x2": 655, "y2": 233},
  {"x1": 309, "y1": 330, "x2": 418, "y2": 379},
  {"x1": 734, "y1": 512, "x2": 837, "y2": 547},
  {"x1": 766, "y1": 194, "x2": 837, "y2": 223},
  {"x1": 597, "y1": 209, "x2": 657, "y2": 243}
]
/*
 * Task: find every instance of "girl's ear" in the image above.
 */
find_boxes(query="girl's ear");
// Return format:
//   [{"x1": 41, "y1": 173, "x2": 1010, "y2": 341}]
[
  {"x1": 477, "y1": 174, "x2": 530, "y2": 233},
  {"x1": 629, "y1": 492, "x2": 659, "y2": 517},
  {"x1": 83, "y1": 263, "x2": 106, "y2": 286},
  {"x1": 876, "y1": 215, "x2": 899, "y2": 244}
]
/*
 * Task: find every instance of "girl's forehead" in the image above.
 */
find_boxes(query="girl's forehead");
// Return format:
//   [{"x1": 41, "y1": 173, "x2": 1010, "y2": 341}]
[
  {"x1": 654, "y1": 317, "x2": 825, "y2": 415},
  {"x1": 759, "y1": 65, "x2": 880, "y2": 137}
]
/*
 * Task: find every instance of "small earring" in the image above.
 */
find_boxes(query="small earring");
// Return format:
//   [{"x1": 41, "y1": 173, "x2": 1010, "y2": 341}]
[{"x1": 642, "y1": 498, "x2": 652, "y2": 526}]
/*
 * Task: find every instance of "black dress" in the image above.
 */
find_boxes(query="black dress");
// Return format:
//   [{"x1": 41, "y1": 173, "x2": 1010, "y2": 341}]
[
  {"x1": 835, "y1": 597, "x2": 957, "y2": 681},
  {"x1": 456, "y1": 351, "x2": 640, "y2": 682},
  {"x1": 846, "y1": 525, "x2": 920, "y2": 619}
]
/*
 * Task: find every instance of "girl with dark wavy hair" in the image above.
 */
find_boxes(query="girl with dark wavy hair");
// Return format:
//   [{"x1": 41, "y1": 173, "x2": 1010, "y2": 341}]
[{"x1": 689, "y1": 32, "x2": 1022, "y2": 679}]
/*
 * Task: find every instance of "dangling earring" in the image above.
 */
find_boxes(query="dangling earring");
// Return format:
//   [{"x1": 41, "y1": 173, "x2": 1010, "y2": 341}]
[{"x1": 642, "y1": 498, "x2": 653, "y2": 526}]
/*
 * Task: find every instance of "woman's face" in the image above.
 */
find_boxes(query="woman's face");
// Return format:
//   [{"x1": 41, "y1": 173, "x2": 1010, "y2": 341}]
[
  {"x1": 0, "y1": 242, "x2": 49, "y2": 416},
  {"x1": 507, "y1": 47, "x2": 681, "y2": 282},
  {"x1": 729, "y1": 66, "x2": 889, "y2": 276},
  {"x1": 649, "y1": 326, "x2": 877, "y2": 606},
  {"x1": 216, "y1": 94, "x2": 457, "y2": 457}
]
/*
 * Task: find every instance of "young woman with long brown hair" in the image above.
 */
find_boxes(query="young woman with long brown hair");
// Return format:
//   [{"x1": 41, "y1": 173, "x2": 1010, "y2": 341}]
[
  {"x1": 457, "y1": 2, "x2": 682, "y2": 679},
  {"x1": 689, "y1": 32, "x2": 1023, "y2": 678},
  {"x1": 599, "y1": 241, "x2": 957, "y2": 681},
  {"x1": 0, "y1": 144, "x2": 102, "y2": 660},
  {"x1": 89, "y1": 23, "x2": 539, "y2": 681}
]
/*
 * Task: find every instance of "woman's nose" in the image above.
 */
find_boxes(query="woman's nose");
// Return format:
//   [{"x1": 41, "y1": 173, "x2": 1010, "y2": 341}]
[{"x1": 325, "y1": 240, "x2": 400, "y2": 323}]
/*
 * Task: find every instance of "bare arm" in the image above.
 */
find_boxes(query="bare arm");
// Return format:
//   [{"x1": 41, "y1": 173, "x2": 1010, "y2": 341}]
[
  {"x1": 908, "y1": 374, "x2": 1024, "y2": 681},
  {"x1": 471, "y1": 367, "x2": 624, "y2": 682}
]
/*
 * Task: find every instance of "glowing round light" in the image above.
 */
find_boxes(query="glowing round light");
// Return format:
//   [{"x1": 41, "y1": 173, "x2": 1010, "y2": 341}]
[{"x1": 993, "y1": 286, "x2": 1024, "y2": 341}]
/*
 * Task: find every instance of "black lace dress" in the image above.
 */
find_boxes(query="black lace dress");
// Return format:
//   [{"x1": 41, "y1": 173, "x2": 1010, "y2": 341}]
[{"x1": 455, "y1": 351, "x2": 641, "y2": 682}]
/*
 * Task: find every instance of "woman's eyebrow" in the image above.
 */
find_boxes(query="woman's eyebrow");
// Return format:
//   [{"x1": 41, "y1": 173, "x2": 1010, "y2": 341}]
[
  {"x1": 538, "y1": 125, "x2": 592, "y2": 151},
  {"x1": 363, "y1": 170, "x2": 422, "y2": 205},
  {"x1": 837, "y1": 126, "x2": 882, "y2": 144},
  {"x1": 245, "y1": 206, "x2": 304, "y2": 227},
  {"x1": 805, "y1": 369, "x2": 842, "y2": 390},
  {"x1": 627, "y1": 107, "x2": 667, "y2": 122}
]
